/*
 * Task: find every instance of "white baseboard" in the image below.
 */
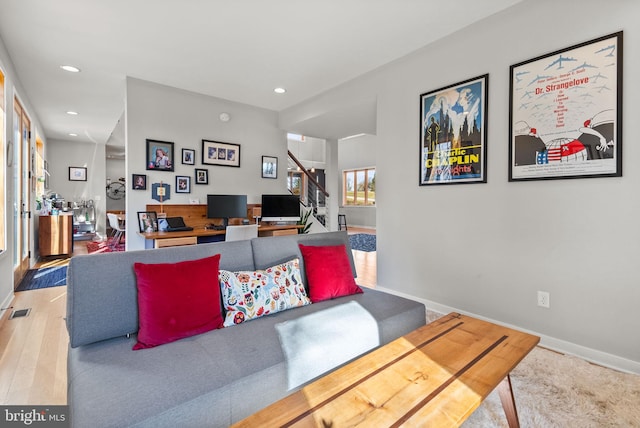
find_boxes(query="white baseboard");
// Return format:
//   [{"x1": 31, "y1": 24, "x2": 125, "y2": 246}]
[
  {"x1": 348, "y1": 225, "x2": 376, "y2": 231},
  {"x1": 0, "y1": 291, "x2": 15, "y2": 326},
  {"x1": 376, "y1": 285, "x2": 640, "y2": 375}
]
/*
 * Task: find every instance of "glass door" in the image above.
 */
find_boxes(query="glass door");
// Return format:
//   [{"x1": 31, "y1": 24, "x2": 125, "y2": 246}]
[{"x1": 13, "y1": 97, "x2": 31, "y2": 287}]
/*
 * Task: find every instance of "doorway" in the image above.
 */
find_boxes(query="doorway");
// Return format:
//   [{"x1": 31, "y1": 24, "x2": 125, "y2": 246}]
[{"x1": 13, "y1": 97, "x2": 32, "y2": 288}]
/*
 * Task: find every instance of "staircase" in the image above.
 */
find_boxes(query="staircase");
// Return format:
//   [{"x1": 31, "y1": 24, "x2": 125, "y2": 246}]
[{"x1": 287, "y1": 150, "x2": 328, "y2": 233}]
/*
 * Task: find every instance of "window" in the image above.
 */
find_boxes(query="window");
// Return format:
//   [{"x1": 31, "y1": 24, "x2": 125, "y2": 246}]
[
  {"x1": 0, "y1": 69, "x2": 4, "y2": 252},
  {"x1": 288, "y1": 171, "x2": 304, "y2": 198},
  {"x1": 343, "y1": 168, "x2": 375, "y2": 206}
]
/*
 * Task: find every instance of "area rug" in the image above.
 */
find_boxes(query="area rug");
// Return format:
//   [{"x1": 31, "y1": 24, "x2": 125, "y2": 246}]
[
  {"x1": 86, "y1": 237, "x2": 125, "y2": 254},
  {"x1": 349, "y1": 233, "x2": 376, "y2": 252},
  {"x1": 463, "y1": 346, "x2": 640, "y2": 427},
  {"x1": 16, "y1": 266, "x2": 67, "y2": 291}
]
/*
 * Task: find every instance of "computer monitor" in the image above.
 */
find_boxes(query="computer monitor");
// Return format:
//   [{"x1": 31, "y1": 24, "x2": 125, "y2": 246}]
[
  {"x1": 207, "y1": 194, "x2": 247, "y2": 228},
  {"x1": 261, "y1": 194, "x2": 300, "y2": 223}
]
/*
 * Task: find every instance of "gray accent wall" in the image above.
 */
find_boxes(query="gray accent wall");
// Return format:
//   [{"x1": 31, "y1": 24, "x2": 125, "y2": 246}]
[{"x1": 281, "y1": 0, "x2": 640, "y2": 372}]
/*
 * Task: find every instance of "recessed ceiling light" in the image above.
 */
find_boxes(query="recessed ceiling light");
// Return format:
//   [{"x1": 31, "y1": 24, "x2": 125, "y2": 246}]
[
  {"x1": 66, "y1": 111, "x2": 78, "y2": 115},
  {"x1": 69, "y1": 133, "x2": 78, "y2": 137},
  {"x1": 60, "y1": 65, "x2": 81, "y2": 73},
  {"x1": 274, "y1": 87, "x2": 286, "y2": 94}
]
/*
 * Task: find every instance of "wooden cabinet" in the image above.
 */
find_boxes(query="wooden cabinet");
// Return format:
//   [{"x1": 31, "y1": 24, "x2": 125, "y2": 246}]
[
  {"x1": 154, "y1": 236, "x2": 197, "y2": 248},
  {"x1": 39, "y1": 214, "x2": 73, "y2": 257}
]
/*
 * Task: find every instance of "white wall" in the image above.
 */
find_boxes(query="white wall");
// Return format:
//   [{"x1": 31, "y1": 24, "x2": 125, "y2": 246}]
[
  {"x1": 281, "y1": 0, "x2": 640, "y2": 372},
  {"x1": 125, "y1": 78, "x2": 288, "y2": 250},
  {"x1": 47, "y1": 138, "x2": 107, "y2": 236},
  {"x1": 105, "y1": 158, "x2": 125, "y2": 212},
  {"x1": 0, "y1": 34, "x2": 47, "y2": 313},
  {"x1": 338, "y1": 134, "x2": 376, "y2": 229}
]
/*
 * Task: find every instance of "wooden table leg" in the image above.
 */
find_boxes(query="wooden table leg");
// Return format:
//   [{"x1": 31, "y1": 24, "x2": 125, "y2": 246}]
[{"x1": 497, "y1": 374, "x2": 520, "y2": 428}]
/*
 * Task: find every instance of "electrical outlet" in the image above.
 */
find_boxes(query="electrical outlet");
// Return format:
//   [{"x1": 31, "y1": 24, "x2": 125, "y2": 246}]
[{"x1": 537, "y1": 291, "x2": 550, "y2": 308}]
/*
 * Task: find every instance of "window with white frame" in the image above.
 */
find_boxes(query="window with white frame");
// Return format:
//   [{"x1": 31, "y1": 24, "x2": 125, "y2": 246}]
[{"x1": 342, "y1": 168, "x2": 375, "y2": 206}]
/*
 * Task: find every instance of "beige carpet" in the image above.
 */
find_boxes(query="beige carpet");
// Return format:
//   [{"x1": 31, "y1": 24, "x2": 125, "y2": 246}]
[{"x1": 463, "y1": 346, "x2": 640, "y2": 427}]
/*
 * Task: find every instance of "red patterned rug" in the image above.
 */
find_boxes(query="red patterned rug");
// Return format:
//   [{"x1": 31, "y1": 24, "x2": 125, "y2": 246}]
[{"x1": 86, "y1": 237, "x2": 125, "y2": 254}]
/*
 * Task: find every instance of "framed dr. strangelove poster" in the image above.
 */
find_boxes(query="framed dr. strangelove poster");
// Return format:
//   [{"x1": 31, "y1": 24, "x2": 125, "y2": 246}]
[{"x1": 509, "y1": 32, "x2": 622, "y2": 181}]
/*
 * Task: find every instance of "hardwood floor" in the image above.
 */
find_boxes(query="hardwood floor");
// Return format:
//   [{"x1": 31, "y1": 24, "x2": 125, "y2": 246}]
[
  {"x1": 0, "y1": 231, "x2": 377, "y2": 405},
  {"x1": 0, "y1": 286, "x2": 68, "y2": 405},
  {"x1": 347, "y1": 227, "x2": 377, "y2": 288}
]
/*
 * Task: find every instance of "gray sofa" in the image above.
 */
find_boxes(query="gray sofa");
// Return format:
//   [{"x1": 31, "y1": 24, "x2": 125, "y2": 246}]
[{"x1": 66, "y1": 231, "x2": 426, "y2": 427}]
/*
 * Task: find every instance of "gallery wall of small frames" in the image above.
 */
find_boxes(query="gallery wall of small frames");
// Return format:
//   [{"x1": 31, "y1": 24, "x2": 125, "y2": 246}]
[{"x1": 133, "y1": 138, "x2": 278, "y2": 198}]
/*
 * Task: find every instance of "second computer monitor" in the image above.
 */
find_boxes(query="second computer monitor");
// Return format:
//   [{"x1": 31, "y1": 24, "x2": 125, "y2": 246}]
[{"x1": 261, "y1": 194, "x2": 300, "y2": 223}]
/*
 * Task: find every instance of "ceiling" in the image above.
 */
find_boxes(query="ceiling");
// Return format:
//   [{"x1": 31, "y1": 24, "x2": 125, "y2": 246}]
[{"x1": 0, "y1": 0, "x2": 522, "y2": 148}]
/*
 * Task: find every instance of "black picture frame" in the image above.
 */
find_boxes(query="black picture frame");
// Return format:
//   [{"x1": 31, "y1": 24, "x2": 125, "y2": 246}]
[
  {"x1": 201, "y1": 139, "x2": 240, "y2": 167},
  {"x1": 195, "y1": 168, "x2": 209, "y2": 185},
  {"x1": 69, "y1": 166, "x2": 87, "y2": 181},
  {"x1": 509, "y1": 31, "x2": 623, "y2": 181},
  {"x1": 137, "y1": 211, "x2": 158, "y2": 233},
  {"x1": 132, "y1": 174, "x2": 147, "y2": 190},
  {"x1": 176, "y1": 175, "x2": 191, "y2": 193},
  {"x1": 146, "y1": 139, "x2": 174, "y2": 171},
  {"x1": 419, "y1": 74, "x2": 488, "y2": 185},
  {"x1": 262, "y1": 156, "x2": 278, "y2": 179},
  {"x1": 182, "y1": 148, "x2": 195, "y2": 165}
]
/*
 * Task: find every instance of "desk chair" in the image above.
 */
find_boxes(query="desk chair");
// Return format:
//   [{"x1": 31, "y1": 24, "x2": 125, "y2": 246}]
[
  {"x1": 225, "y1": 224, "x2": 259, "y2": 242},
  {"x1": 107, "y1": 213, "x2": 125, "y2": 249}
]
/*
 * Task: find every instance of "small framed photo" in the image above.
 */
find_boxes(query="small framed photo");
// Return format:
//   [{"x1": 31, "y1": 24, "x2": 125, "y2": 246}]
[
  {"x1": 202, "y1": 139, "x2": 240, "y2": 167},
  {"x1": 182, "y1": 148, "x2": 195, "y2": 165},
  {"x1": 132, "y1": 174, "x2": 147, "y2": 190},
  {"x1": 195, "y1": 168, "x2": 209, "y2": 184},
  {"x1": 262, "y1": 156, "x2": 278, "y2": 179},
  {"x1": 69, "y1": 166, "x2": 87, "y2": 181},
  {"x1": 176, "y1": 175, "x2": 191, "y2": 193},
  {"x1": 137, "y1": 211, "x2": 158, "y2": 233},
  {"x1": 146, "y1": 139, "x2": 174, "y2": 171}
]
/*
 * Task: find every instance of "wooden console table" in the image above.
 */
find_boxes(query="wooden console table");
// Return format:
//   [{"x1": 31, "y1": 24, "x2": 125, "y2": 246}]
[
  {"x1": 232, "y1": 312, "x2": 539, "y2": 428},
  {"x1": 39, "y1": 214, "x2": 73, "y2": 257}
]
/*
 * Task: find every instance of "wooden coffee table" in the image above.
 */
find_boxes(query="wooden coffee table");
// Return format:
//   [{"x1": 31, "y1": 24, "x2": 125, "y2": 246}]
[{"x1": 232, "y1": 312, "x2": 539, "y2": 428}]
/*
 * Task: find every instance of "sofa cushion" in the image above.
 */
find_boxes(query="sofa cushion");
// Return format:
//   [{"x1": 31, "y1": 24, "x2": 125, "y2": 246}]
[
  {"x1": 67, "y1": 240, "x2": 255, "y2": 348},
  {"x1": 276, "y1": 301, "x2": 379, "y2": 389},
  {"x1": 67, "y1": 287, "x2": 427, "y2": 427},
  {"x1": 299, "y1": 244, "x2": 363, "y2": 302},
  {"x1": 133, "y1": 254, "x2": 224, "y2": 349},
  {"x1": 219, "y1": 258, "x2": 311, "y2": 326}
]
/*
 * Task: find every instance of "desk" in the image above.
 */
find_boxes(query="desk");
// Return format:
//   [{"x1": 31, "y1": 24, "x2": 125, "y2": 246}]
[
  {"x1": 140, "y1": 224, "x2": 302, "y2": 248},
  {"x1": 232, "y1": 312, "x2": 539, "y2": 428}
]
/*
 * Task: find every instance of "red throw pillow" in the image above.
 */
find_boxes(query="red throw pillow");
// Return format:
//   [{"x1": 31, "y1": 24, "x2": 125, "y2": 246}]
[
  {"x1": 133, "y1": 254, "x2": 223, "y2": 350},
  {"x1": 299, "y1": 244, "x2": 362, "y2": 303}
]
